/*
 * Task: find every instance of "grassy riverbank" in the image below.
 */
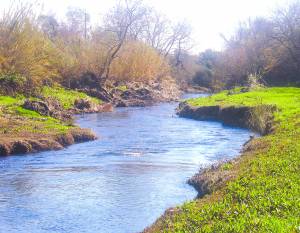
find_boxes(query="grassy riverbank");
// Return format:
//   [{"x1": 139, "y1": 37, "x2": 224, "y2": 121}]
[
  {"x1": 42, "y1": 86, "x2": 102, "y2": 110},
  {"x1": 145, "y1": 87, "x2": 300, "y2": 232},
  {"x1": 0, "y1": 86, "x2": 100, "y2": 156}
]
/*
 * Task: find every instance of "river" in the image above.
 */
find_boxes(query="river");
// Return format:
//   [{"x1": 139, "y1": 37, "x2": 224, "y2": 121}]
[{"x1": 0, "y1": 94, "x2": 252, "y2": 233}]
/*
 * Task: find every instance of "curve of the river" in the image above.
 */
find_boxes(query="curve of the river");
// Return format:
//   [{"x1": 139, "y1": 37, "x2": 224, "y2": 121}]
[{"x1": 0, "y1": 94, "x2": 253, "y2": 233}]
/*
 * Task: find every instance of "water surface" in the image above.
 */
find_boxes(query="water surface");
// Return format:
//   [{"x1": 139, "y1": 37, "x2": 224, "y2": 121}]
[{"x1": 0, "y1": 94, "x2": 252, "y2": 233}]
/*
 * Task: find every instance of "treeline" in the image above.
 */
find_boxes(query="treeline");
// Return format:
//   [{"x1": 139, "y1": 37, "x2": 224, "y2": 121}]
[
  {"x1": 0, "y1": 0, "x2": 192, "y2": 96},
  {"x1": 193, "y1": 0, "x2": 300, "y2": 90}
]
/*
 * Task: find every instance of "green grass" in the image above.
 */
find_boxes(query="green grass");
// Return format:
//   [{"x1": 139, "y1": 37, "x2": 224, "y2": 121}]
[
  {"x1": 42, "y1": 86, "x2": 102, "y2": 110},
  {"x1": 15, "y1": 106, "x2": 43, "y2": 118},
  {"x1": 0, "y1": 96, "x2": 71, "y2": 135},
  {"x1": 0, "y1": 96, "x2": 23, "y2": 106},
  {"x1": 0, "y1": 86, "x2": 98, "y2": 137},
  {"x1": 115, "y1": 85, "x2": 128, "y2": 92},
  {"x1": 187, "y1": 87, "x2": 300, "y2": 123},
  {"x1": 149, "y1": 87, "x2": 300, "y2": 233},
  {"x1": 14, "y1": 107, "x2": 71, "y2": 133}
]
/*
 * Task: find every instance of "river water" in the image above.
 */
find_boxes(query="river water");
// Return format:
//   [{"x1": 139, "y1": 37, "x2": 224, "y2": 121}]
[{"x1": 0, "y1": 94, "x2": 252, "y2": 233}]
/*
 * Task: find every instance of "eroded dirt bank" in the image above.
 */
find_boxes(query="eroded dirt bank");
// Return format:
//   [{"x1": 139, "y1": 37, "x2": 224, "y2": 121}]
[
  {"x1": 176, "y1": 102, "x2": 276, "y2": 135},
  {"x1": 0, "y1": 96, "x2": 113, "y2": 157},
  {"x1": 143, "y1": 100, "x2": 277, "y2": 233},
  {"x1": 0, "y1": 128, "x2": 97, "y2": 156},
  {"x1": 0, "y1": 81, "x2": 182, "y2": 157}
]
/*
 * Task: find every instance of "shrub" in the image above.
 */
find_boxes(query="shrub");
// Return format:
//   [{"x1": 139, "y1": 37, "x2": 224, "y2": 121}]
[
  {"x1": 0, "y1": 74, "x2": 30, "y2": 96},
  {"x1": 110, "y1": 41, "x2": 170, "y2": 83}
]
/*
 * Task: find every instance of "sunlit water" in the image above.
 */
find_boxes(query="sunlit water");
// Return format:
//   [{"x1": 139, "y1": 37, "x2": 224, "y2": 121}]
[{"x1": 0, "y1": 94, "x2": 253, "y2": 233}]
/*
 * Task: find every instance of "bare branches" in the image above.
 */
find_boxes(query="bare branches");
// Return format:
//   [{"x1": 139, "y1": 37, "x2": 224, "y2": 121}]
[
  {"x1": 139, "y1": 11, "x2": 192, "y2": 58},
  {"x1": 271, "y1": 1, "x2": 300, "y2": 70},
  {"x1": 0, "y1": 0, "x2": 195, "y2": 90},
  {"x1": 99, "y1": 0, "x2": 148, "y2": 84}
]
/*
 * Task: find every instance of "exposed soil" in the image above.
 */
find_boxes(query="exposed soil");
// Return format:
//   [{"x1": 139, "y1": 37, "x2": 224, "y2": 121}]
[
  {"x1": 0, "y1": 128, "x2": 97, "y2": 156},
  {"x1": 72, "y1": 76, "x2": 181, "y2": 107},
  {"x1": 176, "y1": 102, "x2": 276, "y2": 135},
  {"x1": 143, "y1": 102, "x2": 276, "y2": 233},
  {"x1": 0, "y1": 97, "x2": 107, "y2": 157}
]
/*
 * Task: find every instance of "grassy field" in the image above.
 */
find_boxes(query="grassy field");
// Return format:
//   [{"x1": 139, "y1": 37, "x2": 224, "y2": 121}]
[
  {"x1": 0, "y1": 86, "x2": 99, "y2": 142},
  {"x1": 147, "y1": 87, "x2": 300, "y2": 233}
]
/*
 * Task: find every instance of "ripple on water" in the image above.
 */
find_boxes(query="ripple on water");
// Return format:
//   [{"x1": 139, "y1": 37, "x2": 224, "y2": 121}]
[{"x1": 0, "y1": 95, "x2": 252, "y2": 233}]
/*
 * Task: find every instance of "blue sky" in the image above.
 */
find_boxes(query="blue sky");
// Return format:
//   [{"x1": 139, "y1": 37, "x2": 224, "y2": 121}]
[{"x1": 1, "y1": 0, "x2": 289, "y2": 53}]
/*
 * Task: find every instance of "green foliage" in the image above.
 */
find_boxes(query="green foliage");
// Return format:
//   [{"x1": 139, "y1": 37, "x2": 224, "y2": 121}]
[
  {"x1": 221, "y1": 163, "x2": 233, "y2": 171},
  {"x1": 0, "y1": 95, "x2": 21, "y2": 106},
  {"x1": 0, "y1": 93, "x2": 71, "y2": 137},
  {"x1": 193, "y1": 67, "x2": 213, "y2": 87},
  {"x1": 115, "y1": 85, "x2": 128, "y2": 92},
  {"x1": 42, "y1": 86, "x2": 101, "y2": 110},
  {"x1": 153, "y1": 87, "x2": 300, "y2": 232},
  {"x1": 0, "y1": 74, "x2": 30, "y2": 95},
  {"x1": 0, "y1": 74, "x2": 26, "y2": 85}
]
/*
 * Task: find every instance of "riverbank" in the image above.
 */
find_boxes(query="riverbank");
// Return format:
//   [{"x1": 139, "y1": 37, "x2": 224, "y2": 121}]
[
  {"x1": 144, "y1": 87, "x2": 300, "y2": 232},
  {"x1": 0, "y1": 78, "x2": 184, "y2": 156},
  {"x1": 0, "y1": 86, "x2": 113, "y2": 156},
  {"x1": 0, "y1": 94, "x2": 251, "y2": 233},
  {"x1": 74, "y1": 79, "x2": 181, "y2": 107}
]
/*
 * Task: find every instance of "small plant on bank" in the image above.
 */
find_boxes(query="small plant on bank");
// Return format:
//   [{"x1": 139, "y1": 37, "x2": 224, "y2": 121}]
[
  {"x1": 247, "y1": 104, "x2": 276, "y2": 135},
  {"x1": 244, "y1": 73, "x2": 265, "y2": 91}
]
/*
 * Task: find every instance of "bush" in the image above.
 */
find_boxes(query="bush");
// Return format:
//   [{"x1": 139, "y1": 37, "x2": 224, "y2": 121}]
[
  {"x1": 193, "y1": 67, "x2": 213, "y2": 88},
  {"x1": 0, "y1": 74, "x2": 32, "y2": 96},
  {"x1": 0, "y1": 3, "x2": 178, "y2": 95},
  {"x1": 110, "y1": 41, "x2": 170, "y2": 83}
]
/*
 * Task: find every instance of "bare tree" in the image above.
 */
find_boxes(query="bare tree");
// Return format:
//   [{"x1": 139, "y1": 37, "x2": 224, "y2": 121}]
[
  {"x1": 140, "y1": 10, "x2": 192, "y2": 58},
  {"x1": 272, "y1": 1, "x2": 300, "y2": 71},
  {"x1": 172, "y1": 21, "x2": 193, "y2": 66},
  {"x1": 99, "y1": 0, "x2": 147, "y2": 86},
  {"x1": 141, "y1": 11, "x2": 192, "y2": 58},
  {"x1": 143, "y1": 11, "x2": 170, "y2": 52},
  {"x1": 37, "y1": 14, "x2": 59, "y2": 39},
  {"x1": 65, "y1": 7, "x2": 90, "y2": 40}
]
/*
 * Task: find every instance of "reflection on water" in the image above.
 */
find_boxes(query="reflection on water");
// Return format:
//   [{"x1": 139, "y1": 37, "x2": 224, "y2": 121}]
[{"x1": 0, "y1": 94, "x2": 252, "y2": 233}]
